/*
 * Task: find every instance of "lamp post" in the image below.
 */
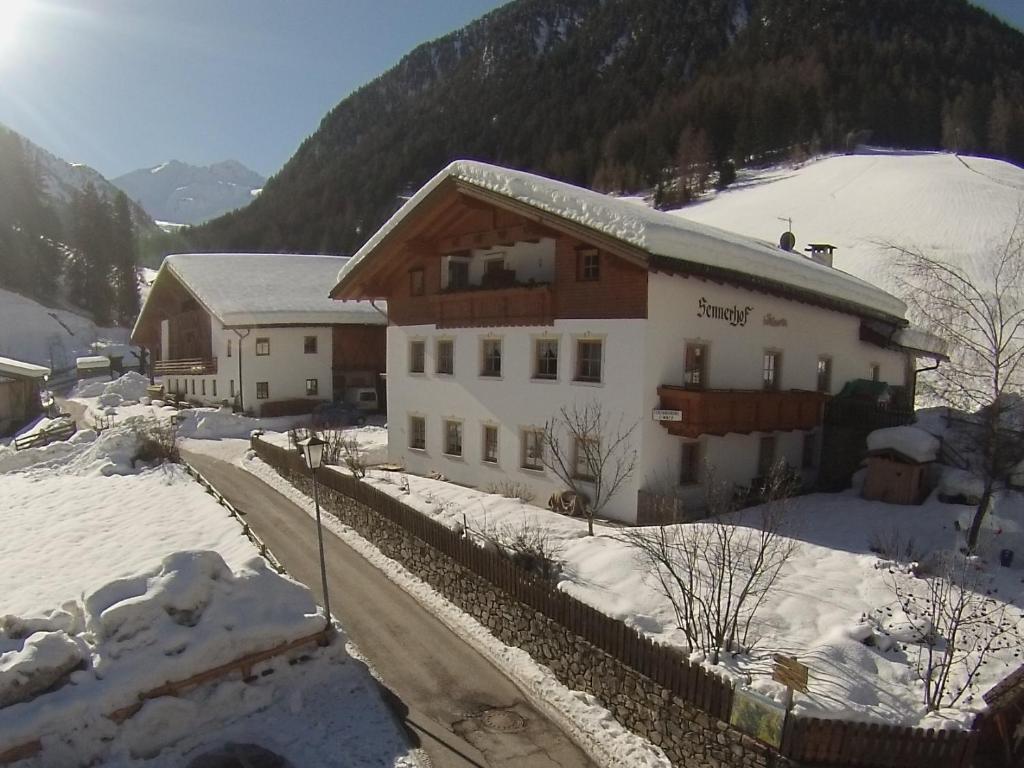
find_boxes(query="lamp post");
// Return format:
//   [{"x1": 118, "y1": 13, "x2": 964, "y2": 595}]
[{"x1": 298, "y1": 435, "x2": 332, "y2": 642}]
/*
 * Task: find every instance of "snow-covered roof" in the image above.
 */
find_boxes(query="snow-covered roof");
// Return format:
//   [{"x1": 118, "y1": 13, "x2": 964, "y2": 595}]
[
  {"x1": 76, "y1": 356, "x2": 111, "y2": 369},
  {"x1": 152, "y1": 254, "x2": 385, "y2": 329},
  {"x1": 0, "y1": 356, "x2": 49, "y2": 380},
  {"x1": 335, "y1": 160, "x2": 908, "y2": 322},
  {"x1": 893, "y1": 326, "x2": 949, "y2": 360},
  {"x1": 866, "y1": 426, "x2": 940, "y2": 464}
]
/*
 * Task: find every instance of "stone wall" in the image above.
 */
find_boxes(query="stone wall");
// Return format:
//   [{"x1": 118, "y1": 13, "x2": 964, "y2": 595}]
[{"x1": 276, "y1": 464, "x2": 785, "y2": 768}]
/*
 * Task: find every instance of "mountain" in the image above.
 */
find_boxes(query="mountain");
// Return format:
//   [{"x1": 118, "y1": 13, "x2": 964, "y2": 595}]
[
  {"x1": 673, "y1": 149, "x2": 1024, "y2": 288},
  {"x1": 113, "y1": 159, "x2": 265, "y2": 225},
  {"x1": 190, "y1": 0, "x2": 1024, "y2": 256}
]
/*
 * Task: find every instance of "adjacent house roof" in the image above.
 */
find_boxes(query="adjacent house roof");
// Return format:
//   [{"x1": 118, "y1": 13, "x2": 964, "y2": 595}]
[
  {"x1": 332, "y1": 160, "x2": 909, "y2": 323},
  {"x1": 133, "y1": 254, "x2": 385, "y2": 342},
  {"x1": 0, "y1": 356, "x2": 50, "y2": 380}
]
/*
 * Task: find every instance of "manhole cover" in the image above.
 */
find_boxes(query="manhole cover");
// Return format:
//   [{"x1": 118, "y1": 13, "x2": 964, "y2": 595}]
[{"x1": 481, "y1": 708, "x2": 527, "y2": 733}]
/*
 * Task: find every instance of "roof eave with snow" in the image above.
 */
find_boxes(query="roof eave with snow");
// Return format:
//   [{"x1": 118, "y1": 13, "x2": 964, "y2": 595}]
[{"x1": 0, "y1": 357, "x2": 50, "y2": 380}]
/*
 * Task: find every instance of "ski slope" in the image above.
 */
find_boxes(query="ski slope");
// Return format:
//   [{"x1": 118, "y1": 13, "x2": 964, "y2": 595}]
[{"x1": 674, "y1": 150, "x2": 1024, "y2": 293}]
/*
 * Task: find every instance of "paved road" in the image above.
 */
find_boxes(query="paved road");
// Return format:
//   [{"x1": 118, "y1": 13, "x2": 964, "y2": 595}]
[{"x1": 183, "y1": 450, "x2": 593, "y2": 768}]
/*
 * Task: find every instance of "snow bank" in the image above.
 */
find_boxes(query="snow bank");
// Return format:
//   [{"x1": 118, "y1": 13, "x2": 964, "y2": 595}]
[
  {"x1": 72, "y1": 371, "x2": 149, "y2": 405},
  {"x1": 176, "y1": 408, "x2": 269, "y2": 440},
  {"x1": 866, "y1": 426, "x2": 940, "y2": 463},
  {"x1": 0, "y1": 551, "x2": 323, "y2": 752}
]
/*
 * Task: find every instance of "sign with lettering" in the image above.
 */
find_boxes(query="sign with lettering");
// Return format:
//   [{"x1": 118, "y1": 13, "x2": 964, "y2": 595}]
[
  {"x1": 652, "y1": 409, "x2": 683, "y2": 422},
  {"x1": 763, "y1": 313, "x2": 788, "y2": 327},
  {"x1": 697, "y1": 297, "x2": 753, "y2": 327},
  {"x1": 772, "y1": 654, "x2": 809, "y2": 693}
]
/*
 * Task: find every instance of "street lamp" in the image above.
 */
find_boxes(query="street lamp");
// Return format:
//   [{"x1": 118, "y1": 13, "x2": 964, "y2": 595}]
[{"x1": 298, "y1": 435, "x2": 332, "y2": 643}]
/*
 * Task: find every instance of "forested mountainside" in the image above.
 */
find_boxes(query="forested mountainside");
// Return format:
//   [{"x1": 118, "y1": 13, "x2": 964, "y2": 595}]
[{"x1": 191, "y1": 0, "x2": 1024, "y2": 256}]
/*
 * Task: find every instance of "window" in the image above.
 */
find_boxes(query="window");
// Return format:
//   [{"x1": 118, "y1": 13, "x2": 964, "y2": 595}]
[
  {"x1": 680, "y1": 441, "x2": 701, "y2": 485},
  {"x1": 304, "y1": 336, "x2": 318, "y2": 354},
  {"x1": 190, "y1": 379, "x2": 195, "y2": 395},
  {"x1": 436, "y1": 339, "x2": 454, "y2": 375},
  {"x1": 684, "y1": 343, "x2": 708, "y2": 389},
  {"x1": 409, "y1": 415, "x2": 426, "y2": 450},
  {"x1": 482, "y1": 425, "x2": 499, "y2": 464},
  {"x1": 574, "y1": 438, "x2": 597, "y2": 481},
  {"x1": 226, "y1": 339, "x2": 232, "y2": 358},
  {"x1": 443, "y1": 420, "x2": 463, "y2": 457},
  {"x1": 481, "y1": 338, "x2": 502, "y2": 377},
  {"x1": 577, "y1": 247, "x2": 600, "y2": 281},
  {"x1": 212, "y1": 380, "x2": 217, "y2": 398},
  {"x1": 521, "y1": 429, "x2": 545, "y2": 470},
  {"x1": 201, "y1": 379, "x2": 206, "y2": 396},
  {"x1": 256, "y1": 381, "x2": 269, "y2": 400},
  {"x1": 409, "y1": 340, "x2": 425, "y2": 374},
  {"x1": 409, "y1": 268, "x2": 425, "y2": 297},
  {"x1": 757, "y1": 435, "x2": 777, "y2": 478},
  {"x1": 534, "y1": 338, "x2": 558, "y2": 380},
  {"x1": 870, "y1": 363, "x2": 881, "y2": 382},
  {"x1": 255, "y1": 337, "x2": 270, "y2": 356},
  {"x1": 305, "y1": 378, "x2": 319, "y2": 396},
  {"x1": 229, "y1": 379, "x2": 235, "y2": 398},
  {"x1": 446, "y1": 257, "x2": 470, "y2": 290},
  {"x1": 575, "y1": 339, "x2": 603, "y2": 383},
  {"x1": 802, "y1": 431, "x2": 817, "y2": 469},
  {"x1": 817, "y1": 356, "x2": 832, "y2": 393},
  {"x1": 484, "y1": 257, "x2": 505, "y2": 275},
  {"x1": 763, "y1": 351, "x2": 781, "y2": 391}
]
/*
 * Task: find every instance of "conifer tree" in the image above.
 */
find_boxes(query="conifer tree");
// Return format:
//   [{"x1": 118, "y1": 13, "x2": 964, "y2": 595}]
[
  {"x1": 68, "y1": 183, "x2": 115, "y2": 325},
  {"x1": 111, "y1": 191, "x2": 140, "y2": 327}
]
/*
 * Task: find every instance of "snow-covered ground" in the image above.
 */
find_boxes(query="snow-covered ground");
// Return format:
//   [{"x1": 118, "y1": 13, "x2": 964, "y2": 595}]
[
  {"x1": 674, "y1": 150, "x2": 1024, "y2": 293},
  {"x1": 0, "y1": 381, "x2": 415, "y2": 766}
]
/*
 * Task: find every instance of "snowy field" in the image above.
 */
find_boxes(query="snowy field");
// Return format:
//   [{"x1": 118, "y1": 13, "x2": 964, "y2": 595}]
[
  {"x1": 244, "y1": 447, "x2": 1023, "y2": 732},
  {"x1": 0, "y1": 378, "x2": 415, "y2": 766},
  {"x1": 674, "y1": 149, "x2": 1024, "y2": 293}
]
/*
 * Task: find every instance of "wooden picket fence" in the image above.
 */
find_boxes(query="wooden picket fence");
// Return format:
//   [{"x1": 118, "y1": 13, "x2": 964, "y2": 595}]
[{"x1": 252, "y1": 437, "x2": 985, "y2": 768}]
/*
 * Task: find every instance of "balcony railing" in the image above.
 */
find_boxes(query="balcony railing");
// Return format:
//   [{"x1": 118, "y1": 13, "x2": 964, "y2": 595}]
[
  {"x1": 154, "y1": 358, "x2": 218, "y2": 376},
  {"x1": 656, "y1": 386, "x2": 827, "y2": 438},
  {"x1": 429, "y1": 283, "x2": 553, "y2": 328}
]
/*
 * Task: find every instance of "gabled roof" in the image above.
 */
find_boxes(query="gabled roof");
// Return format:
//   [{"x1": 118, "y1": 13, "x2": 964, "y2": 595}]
[
  {"x1": 133, "y1": 254, "x2": 385, "y2": 340},
  {"x1": 0, "y1": 356, "x2": 50, "y2": 380},
  {"x1": 332, "y1": 160, "x2": 908, "y2": 323}
]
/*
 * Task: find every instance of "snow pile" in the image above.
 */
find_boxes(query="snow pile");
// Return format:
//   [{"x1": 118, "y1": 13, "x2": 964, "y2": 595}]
[
  {"x1": 866, "y1": 426, "x2": 940, "y2": 463},
  {"x1": 176, "y1": 408, "x2": 270, "y2": 440},
  {"x1": 71, "y1": 371, "x2": 149, "y2": 405},
  {"x1": 938, "y1": 468, "x2": 986, "y2": 502},
  {"x1": 0, "y1": 550, "x2": 323, "y2": 752}
]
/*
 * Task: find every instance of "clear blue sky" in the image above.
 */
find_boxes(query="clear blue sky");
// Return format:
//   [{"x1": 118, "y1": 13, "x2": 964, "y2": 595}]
[{"x1": 0, "y1": 0, "x2": 1019, "y2": 180}]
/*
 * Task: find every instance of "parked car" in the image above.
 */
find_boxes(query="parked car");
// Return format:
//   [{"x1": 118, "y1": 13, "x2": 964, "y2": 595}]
[
  {"x1": 344, "y1": 386, "x2": 379, "y2": 412},
  {"x1": 311, "y1": 401, "x2": 366, "y2": 429}
]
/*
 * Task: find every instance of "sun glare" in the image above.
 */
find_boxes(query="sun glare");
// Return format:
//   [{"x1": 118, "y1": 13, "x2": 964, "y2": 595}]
[{"x1": 0, "y1": 0, "x2": 31, "y2": 58}]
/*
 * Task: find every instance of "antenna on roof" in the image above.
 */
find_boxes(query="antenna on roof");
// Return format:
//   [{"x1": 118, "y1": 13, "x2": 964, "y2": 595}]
[{"x1": 777, "y1": 216, "x2": 795, "y2": 252}]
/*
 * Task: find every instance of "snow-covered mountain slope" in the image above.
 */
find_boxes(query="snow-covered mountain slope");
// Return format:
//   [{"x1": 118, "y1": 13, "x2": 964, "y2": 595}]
[
  {"x1": 11, "y1": 128, "x2": 156, "y2": 232},
  {"x1": 113, "y1": 159, "x2": 265, "y2": 225},
  {"x1": 674, "y1": 150, "x2": 1024, "y2": 293},
  {"x1": 0, "y1": 287, "x2": 129, "y2": 372}
]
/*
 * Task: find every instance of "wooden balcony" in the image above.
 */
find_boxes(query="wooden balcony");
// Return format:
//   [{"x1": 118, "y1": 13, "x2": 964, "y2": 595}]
[
  {"x1": 656, "y1": 386, "x2": 827, "y2": 438},
  {"x1": 429, "y1": 283, "x2": 553, "y2": 328},
  {"x1": 154, "y1": 358, "x2": 218, "y2": 376}
]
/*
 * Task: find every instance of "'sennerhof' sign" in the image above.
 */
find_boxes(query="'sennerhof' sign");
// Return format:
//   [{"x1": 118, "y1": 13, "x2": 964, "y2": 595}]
[{"x1": 697, "y1": 297, "x2": 754, "y2": 327}]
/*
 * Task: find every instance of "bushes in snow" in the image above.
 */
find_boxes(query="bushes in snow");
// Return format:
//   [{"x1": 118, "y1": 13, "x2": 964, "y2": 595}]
[{"x1": 132, "y1": 418, "x2": 180, "y2": 466}]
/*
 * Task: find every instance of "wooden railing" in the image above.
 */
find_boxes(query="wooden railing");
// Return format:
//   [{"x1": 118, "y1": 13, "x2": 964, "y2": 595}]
[
  {"x1": 14, "y1": 419, "x2": 76, "y2": 451},
  {"x1": 429, "y1": 283, "x2": 553, "y2": 328},
  {"x1": 657, "y1": 386, "x2": 827, "y2": 438},
  {"x1": 154, "y1": 358, "x2": 218, "y2": 376}
]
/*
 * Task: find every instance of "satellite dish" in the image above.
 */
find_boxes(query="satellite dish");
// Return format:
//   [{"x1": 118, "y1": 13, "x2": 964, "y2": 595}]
[{"x1": 779, "y1": 231, "x2": 796, "y2": 252}]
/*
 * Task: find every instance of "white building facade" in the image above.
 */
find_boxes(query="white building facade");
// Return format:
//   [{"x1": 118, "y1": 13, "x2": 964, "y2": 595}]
[{"x1": 331, "y1": 161, "x2": 942, "y2": 523}]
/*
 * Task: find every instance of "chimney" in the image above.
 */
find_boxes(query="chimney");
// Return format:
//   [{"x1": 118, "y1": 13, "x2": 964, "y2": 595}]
[{"x1": 805, "y1": 243, "x2": 836, "y2": 268}]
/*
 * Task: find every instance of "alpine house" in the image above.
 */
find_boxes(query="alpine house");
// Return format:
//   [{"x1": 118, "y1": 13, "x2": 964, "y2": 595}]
[
  {"x1": 329, "y1": 161, "x2": 945, "y2": 523},
  {"x1": 133, "y1": 254, "x2": 386, "y2": 416}
]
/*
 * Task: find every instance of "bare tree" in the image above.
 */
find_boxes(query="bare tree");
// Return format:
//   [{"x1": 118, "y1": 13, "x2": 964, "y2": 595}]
[
  {"x1": 626, "y1": 463, "x2": 798, "y2": 663},
  {"x1": 882, "y1": 552, "x2": 1022, "y2": 711},
  {"x1": 541, "y1": 400, "x2": 638, "y2": 535},
  {"x1": 340, "y1": 435, "x2": 368, "y2": 479},
  {"x1": 892, "y1": 215, "x2": 1024, "y2": 551}
]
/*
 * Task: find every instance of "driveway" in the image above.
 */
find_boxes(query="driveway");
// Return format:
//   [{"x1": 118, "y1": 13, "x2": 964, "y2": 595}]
[{"x1": 182, "y1": 450, "x2": 594, "y2": 768}]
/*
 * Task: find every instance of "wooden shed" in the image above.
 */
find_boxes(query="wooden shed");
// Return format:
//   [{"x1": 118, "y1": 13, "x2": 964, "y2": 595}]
[
  {"x1": 862, "y1": 448, "x2": 932, "y2": 505},
  {"x1": 0, "y1": 356, "x2": 50, "y2": 437}
]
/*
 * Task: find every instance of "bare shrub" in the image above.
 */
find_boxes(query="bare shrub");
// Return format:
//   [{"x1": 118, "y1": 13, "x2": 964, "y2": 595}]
[
  {"x1": 626, "y1": 462, "x2": 798, "y2": 663},
  {"x1": 867, "y1": 526, "x2": 925, "y2": 564},
  {"x1": 133, "y1": 418, "x2": 180, "y2": 466},
  {"x1": 340, "y1": 435, "x2": 367, "y2": 479},
  {"x1": 473, "y1": 515, "x2": 564, "y2": 585},
  {"x1": 883, "y1": 552, "x2": 1022, "y2": 711},
  {"x1": 485, "y1": 480, "x2": 536, "y2": 504}
]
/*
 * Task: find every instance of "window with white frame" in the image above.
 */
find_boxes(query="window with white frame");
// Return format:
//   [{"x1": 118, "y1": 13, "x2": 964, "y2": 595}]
[
  {"x1": 575, "y1": 339, "x2": 603, "y2": 383},
  {"x1": 226, "y1": 339, "x2": 232, "y2": 358},
  {"x1": 229, "y1": 379, "x2": 235, "y2": 398},
  {"x1": 443, "y1": 419, "x2": 463, "y2": 457},
  {"x1": 409, "y1": 415, "x2": 426, "y2": 450},
  {"x1": 256, "y1": 381, "x2": 269, "y2": 400},
  {"x1": 481, "y1": 338, "x2": 502, "y2": 377},
  {"x1": 684, "y1": 343, "x2": 707, "y2": 389},
  {"x1": 409, "y1": 340, "x2": 425, "y2": 374},
  {"x1": 255, "y1": 337, "x2": 270, "y2": 356},
  {"x1": 534, "y1": 338, "x2": 558, "y2": 380},
  {"x1": 577, "y1": 247, "x2": 600, "y2": 281},
  {"x1": 521, "y1": 429, "x2": 545, "y2": 470},
  {"x1": 436, "y1": 339, "x2": 454, "y2": 375},
  {"x1": 817, "y1": 356, "x2": 832, "y2": 393},
  {"x1": 763, "y1": 350, "x2": 781, "y2": 391},
  {"x1": 305, "y1": 378, "x2": 319, "y2": 396},
  {"x1": 574, "y1": 437, "x2": 597, "y2": 481},
  {"x1": 304, "y1": 336, "x2": 318, "y2": 354},
  {"x1": 482, "y1": 425, "x2": 499, "y2": 464}
]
